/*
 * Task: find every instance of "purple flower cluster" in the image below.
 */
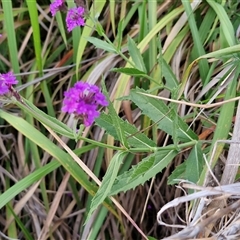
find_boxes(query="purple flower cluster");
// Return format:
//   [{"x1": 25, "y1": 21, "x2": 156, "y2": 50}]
[
  {"x1": 66, "y1": 7, "x2": 85, "y2": 32},
  {"x1": 50, "y1": 0, "x2": 65, "y2": 16},
  {"x1": 0, "y1": 72, "x2": 18, "y2": 95},
  {"x1": 50, "y1": 0, "x2": 85, "y2": 32},
  {"x1": 62, "y1": 82, "x2": 108, "y2": 127}
]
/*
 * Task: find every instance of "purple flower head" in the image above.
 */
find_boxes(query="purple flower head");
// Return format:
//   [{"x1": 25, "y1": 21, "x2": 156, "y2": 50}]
[
  {"x1": 62, "y1": 82, "x2": 108, "y2": 127},
  {"x1": 66, "y1": 7, "x2": 85, "y2": 32},
  {"x1": 0, "y1": 72, "x2": 18, "y2": 95},
  {"x1": 50, "y1": 0, "x2": 65, "y2": 16}
]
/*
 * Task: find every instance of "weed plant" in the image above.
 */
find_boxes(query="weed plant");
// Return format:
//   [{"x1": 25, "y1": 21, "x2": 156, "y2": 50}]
[{"x1": 1, "y1": 1, "x2": 240, "y2": 239}]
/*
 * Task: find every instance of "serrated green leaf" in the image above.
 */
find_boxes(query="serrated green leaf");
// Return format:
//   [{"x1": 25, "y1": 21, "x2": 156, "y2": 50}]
[
  {"x1": 96, "y1": 113, "x2": 117, "y2": 137},
  {"x1": 127, "y1": 36, "x2": 147, "y2": 73},
  {"x1": 101, "y1": 83, "x2": 129, "y2": 148},
  {"x1": 128, "y1": 88, "x2": 197, "y2": 142},
  {"x1": 86, "y1": 37, "x2": 117, "y2": 53},
  {"x1": 96, "y1": 113, "x2": 156, "y2": 149},
  {"x1": 86, "y1": 151, "x2": 128, "y2": 222},
  {"x1": 130, "y1": 155, "x2": 155, "y2": 180},
  {"x1": 109, "y1": 149, "x2": 178, "y2": 196}
]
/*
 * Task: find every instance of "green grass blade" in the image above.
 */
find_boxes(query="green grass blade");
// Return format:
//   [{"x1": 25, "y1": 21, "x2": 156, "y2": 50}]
[
  {"x1": 6, "y1": 204, "x2": 34, "y2": 240},
  {"x1": 2, "y1": 1, "x2": 21, "y2": 82},
  {"x1": 6, "y1": 163, "x2": 17, "y2": 239},
  {"x1": 109, "y1": 0, "x2": 116, "y2": 36},
  {"x1": 25, "y1": 0, "x2": 42, "y2": 73},
  {"x1": 25, "y1": 2, "x2": 55, "y2": 116},
  {"x1": 0, "y1": 110, "x2": 117, "y2": 216},
  {"x1": 207, "y1": 0, "x2": 236, "y2": 46},
  {"x1": 0, "y1": 159, "x2": 60, "y2": 210},
  {"x1": 148, "y1": 0, "x2": 157, "y2": 75},
  {"x1": 182, "y1": 1, "x2": 209, "y2": 85},
  {"x1": 87, "y1": 206, "x2": 108, "y2": 240}
]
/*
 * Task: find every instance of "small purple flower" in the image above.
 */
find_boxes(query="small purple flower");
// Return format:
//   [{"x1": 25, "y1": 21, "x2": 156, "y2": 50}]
[
  {"x1": 62, "y1": 82, "x2": 108, "y2": 127},
  {"x1": 50, "y1": 0, "x2": 65, "y2": 16},
  {"x1": 0, "y1": 72, "x2": 18, "y2": 95},
  {"x1": 66, "y1": 7, "x2": 85, "y2": 32}
]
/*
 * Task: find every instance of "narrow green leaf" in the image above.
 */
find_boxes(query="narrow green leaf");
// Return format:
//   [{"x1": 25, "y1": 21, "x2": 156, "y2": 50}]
[
  {"x1": 6, "y1": 163, "x2": 17, "y2": 238},
  {"x1": 86, "y1": 37, "x2": 117, "y2": 53},
  {"x1": 86, "y1": 151, "x2": 128, "y2": 222},
  {"x1": 127, "y1": 36, "x2": 147, "y2": 73},
  {"x1": 196, "y1": 44, "x2": 240, "y2": 60},
  {"x1": 95, "y1": 21, "x2": 105, "y2": 37},
  {"x1": 161, "y1": 58, "x2": 178, "y2": 89},
  {"x1": 185, "y1": 142, "x2": 204, "y2": 184},
  {"x1": 168, "y1": 161, "x2": 186, "y2": 185},
  {"x1": 112, "y1": 67, "x2": 146, "y2": 76},
  {"x1": 112, "y1": 68, "x2": 160, "y2": 85},
  {"x1": 87, "y1": 206, "x2": 108, "y2": 240},
  {"x1": 182, "y1": 1, "x2": 209, "y2": 85},
  {"x1": 109, "y1": 0, "x2": 116, "y2": 36},
  {"x1": 0, "y1": 160, "x2": 60, "y2": 210},
  {"x1": 102, "y1": 83, "x2": 129, "y2": 148},
  {"x1": 109, "y1": 149, "x2": 178, "y2": 196},
  {"x1": 14, "y1": 98, "x2": 74, "y2": 138},
  {"x1": 207, "y1": 0, "x2": 235, "y2": 47},
  {"x1": 117, "y1": 19, "x2": 124, "y2": 50},
  {"x1": 25, "y1": 0, "x2": 42, "y2": 73},
  {"x1": 2, "y1": 1, "x2": 21, "y2": 82},
  {"x1": 6, "y1": 205, "x2": 34, "y2": 240},
  {"x1": 168, "y1": 142, "x2": 204, "y2": 185}
]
